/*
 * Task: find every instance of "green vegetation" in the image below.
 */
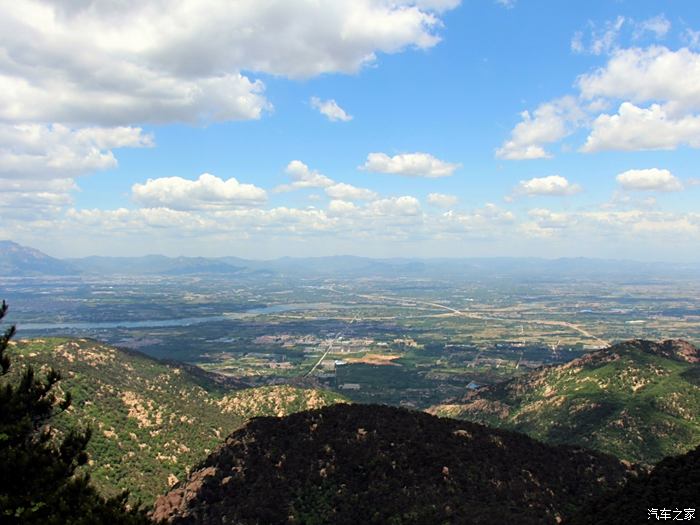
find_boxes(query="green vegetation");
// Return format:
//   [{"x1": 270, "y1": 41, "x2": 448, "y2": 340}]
[
  {"x1": 430, "y1": 340, "x2": 700, "y2": 464},
  {"x1": 0, "y1": 302, "x2": 151, "y2": 524},
  {"x1": 6, "y1": 337, "x2": 346, "y2": 504}
]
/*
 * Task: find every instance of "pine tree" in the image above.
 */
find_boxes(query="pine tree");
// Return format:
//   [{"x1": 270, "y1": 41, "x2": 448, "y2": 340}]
[{"x1": 0, "y1": 300, "x2": 155, "y2": 524}]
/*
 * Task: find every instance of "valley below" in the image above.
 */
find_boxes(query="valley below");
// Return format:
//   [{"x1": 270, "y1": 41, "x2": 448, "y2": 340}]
[{"x1": 1, "y1": 250, "x2": 699, "y2": 522}]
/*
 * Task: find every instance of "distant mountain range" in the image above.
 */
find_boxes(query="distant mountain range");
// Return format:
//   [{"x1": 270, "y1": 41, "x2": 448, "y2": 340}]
[
  {"x1": 429, "y1": 339, "x2": 700, "y2": 464},
  {"x1": 3, "y1": 239, "x2": 700, "y2": 278},
  {"x1": 153, "y1": 403, "x2": 640, "y2": 525},
  {"x1": 0, "y1": 240, "x2": 77, "y2": 276},
  {"x1": 8, "y1": 338, "x2": 346, "y2": 503}
]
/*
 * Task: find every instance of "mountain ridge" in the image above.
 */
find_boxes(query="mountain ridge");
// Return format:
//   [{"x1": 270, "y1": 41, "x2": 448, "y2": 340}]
[
  {"x1": 429, "y1": 339, "x2": 700, "y2": 464},
  {"x1": 153, "y1": 403, "x2": 641, "y2": 524},
  {"x1": 4, "y1": 239, "x2": 700, "y2": 278}
]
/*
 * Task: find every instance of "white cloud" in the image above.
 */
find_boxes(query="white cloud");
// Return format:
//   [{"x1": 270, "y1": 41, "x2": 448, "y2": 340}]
[
  {"x1": 501, "y1": 46, "x2": 700, "y2": 157},
  {"x1": 427, "y1": 193, "x2": 458, "y2": 208},
  {"x1": 275, "y1": 160, "x2": 334, "y2": 192},
  {"x1": 494, "y1": 0, "x2": 516, "y2": 8},
  {"x1": 276, "y1": 160, "x2": 377, "y2": 201},
  {"x1": 360, "y1": 152, "x2": 460, "y2": 177},
  {"x1": 132, "y1": 173, "x2": 268, "y2": 210},
  {"x1": 413, "y1": 0, "x2": 462, "y2": 11},
  {"x1": 634, "y1": 15, "x2": 671, "y2": 40},
  {"x1": 683, "y1": 28, "x2": 700, "y2": 50},
  {"x1": 0, "y1": 123, "x2": 151, "y2": 219},
  {"x1": 572, "y1": 16, "x2": 670, "y2": 56},
  {"x1": 0, "y1": 0, "x2": 457, "y2": 126},
  {"x1": 0, "y1": 124, "x2": 153, "y2": 178},
  {"x1": 327, "y1": 200, "x2": 358, "y2": 216},
  {"x1": 616, "y1": 168, "x2": 684, "y2": 192},
  {"x1": 435, "y1": 203, "x2": 514, "y2": 237},
  {"x1": 495, "y1": 97, "x2": 584, "y2": 160},
  {"x1": 367, "y1": 196, "x2": 422, "y2": 216},
  {"x1": 577, "y1": 46, "x2": 700, "y2": 113},
  {"x1": 325, "y1": 183, "x2": 377, "y2": 201},
  {"x1": 513, "y1": 175, "x2": 582, "y2": 197},
  {"x1": 310, "y1": 97, "x2": 353, "y2": 122},
  {"x1": 0, "y1": 177, "x2": 77, "y2": 219},
  {"x1": 582, "y1": 102, "x2": 700, "y2": 152},
  {"x1": 519, "y1": 208, "x2": 574, "y2": 237},
  {"x1": 527, "y1": 208, "x2": 573, "y2": 227},
  {"x1": 571, "y1": 16, "x2": 626, "y2": 56}
]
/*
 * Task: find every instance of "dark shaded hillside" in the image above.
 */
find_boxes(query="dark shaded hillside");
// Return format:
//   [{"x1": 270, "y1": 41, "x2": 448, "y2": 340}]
[
  {"x1": 430, "y1": 339, "x2": 700, "y2": 464},
  {"x1": 154, "y1": 403, "x2": 640, "y2": 525},
  {"x1": 568, "y1": 444, "x2": 700, "y2": 525}
]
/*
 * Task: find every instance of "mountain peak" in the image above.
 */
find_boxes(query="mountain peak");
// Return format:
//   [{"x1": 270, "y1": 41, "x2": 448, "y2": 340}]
[
  {"x1": 622, "y1": 339, "x2": 698, "y2": 363},
  {"x1": 0, "y1": 240, "x2": 77, "y2": 276},
  {"x1": 153, "y1": 403, "x2": 637, "y2": 524}
]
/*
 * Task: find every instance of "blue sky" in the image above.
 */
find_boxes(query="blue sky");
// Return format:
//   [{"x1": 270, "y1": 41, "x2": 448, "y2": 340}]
[{"x1": 1, "y1": 0, "x2": 699, "y2": 260}]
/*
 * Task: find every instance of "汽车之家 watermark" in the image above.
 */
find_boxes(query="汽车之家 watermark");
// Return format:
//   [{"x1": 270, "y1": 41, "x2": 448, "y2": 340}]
[{"x1": 648, "y1": 508, "x2": 696, "y2": 521}]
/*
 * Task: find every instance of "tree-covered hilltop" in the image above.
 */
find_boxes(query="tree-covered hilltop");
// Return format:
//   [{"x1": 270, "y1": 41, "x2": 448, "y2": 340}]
[
  {"x1": 154, "y1": 403, "x2": 640, "y2": 525},
  {"x1": 6, "y1": 337, "x2": 346, "y2": 503},
  {"x1": 430, "y1": 339, "x2": 700, "y2": 464}
]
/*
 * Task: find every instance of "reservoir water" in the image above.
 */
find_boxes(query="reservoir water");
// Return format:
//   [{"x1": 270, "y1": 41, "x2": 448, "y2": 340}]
[{"x1": 16, "y1": 302, "x2": 350, "y2": 331}]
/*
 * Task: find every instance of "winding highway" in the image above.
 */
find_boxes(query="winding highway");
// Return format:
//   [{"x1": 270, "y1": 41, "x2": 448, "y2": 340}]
[{"x1": 351, "y1": 291, "x2": 611, "y2": 348}]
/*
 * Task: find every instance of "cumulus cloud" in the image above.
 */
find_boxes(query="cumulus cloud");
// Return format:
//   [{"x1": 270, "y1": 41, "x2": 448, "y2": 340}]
[
  {"x1": 527, "y1": 208, "x2": 573, "y2": 227},
  {"x1": 513, "y1": 175, "x2": 582, "y2": 197},
  {"x1": 310, "y1": 97, "x2": 353, "y2": 122},
  {"x1": 0, "y1": 0, "x2": 457, "y2": 126},
  {"x1": 435, "y1": 203, "x2": 514, "y2": 238},
  {"x1": 577, "y1": 46, "x2": 700, "y2": 113},
  {"x1": 325, "y1": 183, "x2": 377, "y2": 201},
  {"x1": 132, "y1": 173, "x2": 268, "y2": 210},
  {"x1": 327, "y1": 200, "x2": 358, "y2": 216},
  {"x1": 582, "y1": 102, "x2": 700, "y2": 152},
  {"x1": 275, "y1": 161, "x2": 334, "y2": 192},
  {"x1": 0, "y1": 124, "x2": 153, "y2": 178},
  {"x1": 367, "y1": 196, "x2": 422, "y2": 216},
  {"x1": 360, "y1": 152, "x2": 460, "y2": 177},
  {"x1": 0, "y1": 177, "x2": 78, "y2": 219},
  {"x1": 616, "y1": 169, "x2": 684, "y2": 192},
  {"x1": 518, "y1": 208, "x2": 574, "y2": 238},
  {"x1": 501, "y1": 45, "x2": 700, "y2": 157},
  {"x1": 495, "y1": 97, "x2": 584, "y2": 160},
  {"x1": 275, "y1": 160, "x2": 377, "y2": 201},
  {"x1": 427, "y1": 193, "x2": 458, "y2": 208},
  {"x1": 0, "y1": 123, "x2": 152, "y2": 218}
]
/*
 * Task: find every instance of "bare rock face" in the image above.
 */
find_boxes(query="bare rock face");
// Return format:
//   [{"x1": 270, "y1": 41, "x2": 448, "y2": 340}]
[
  {"x1": 655, "y1": 339, "x2": 699, "y2": 363},
  {"x1": 153, "y1": 403, "x2": 639, "y2": 525},
  {"x1": 152, "y1": 467, "x2": 218, "y2": 522}
]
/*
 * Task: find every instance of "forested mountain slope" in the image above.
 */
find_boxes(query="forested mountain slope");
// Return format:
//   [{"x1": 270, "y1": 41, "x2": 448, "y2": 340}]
[
  {"x1": 5, "y1": 338, "x2": 345, "y2": 503},
  {"x1": 430, "y1": 339, "x2": 700, "y2": 464}
]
